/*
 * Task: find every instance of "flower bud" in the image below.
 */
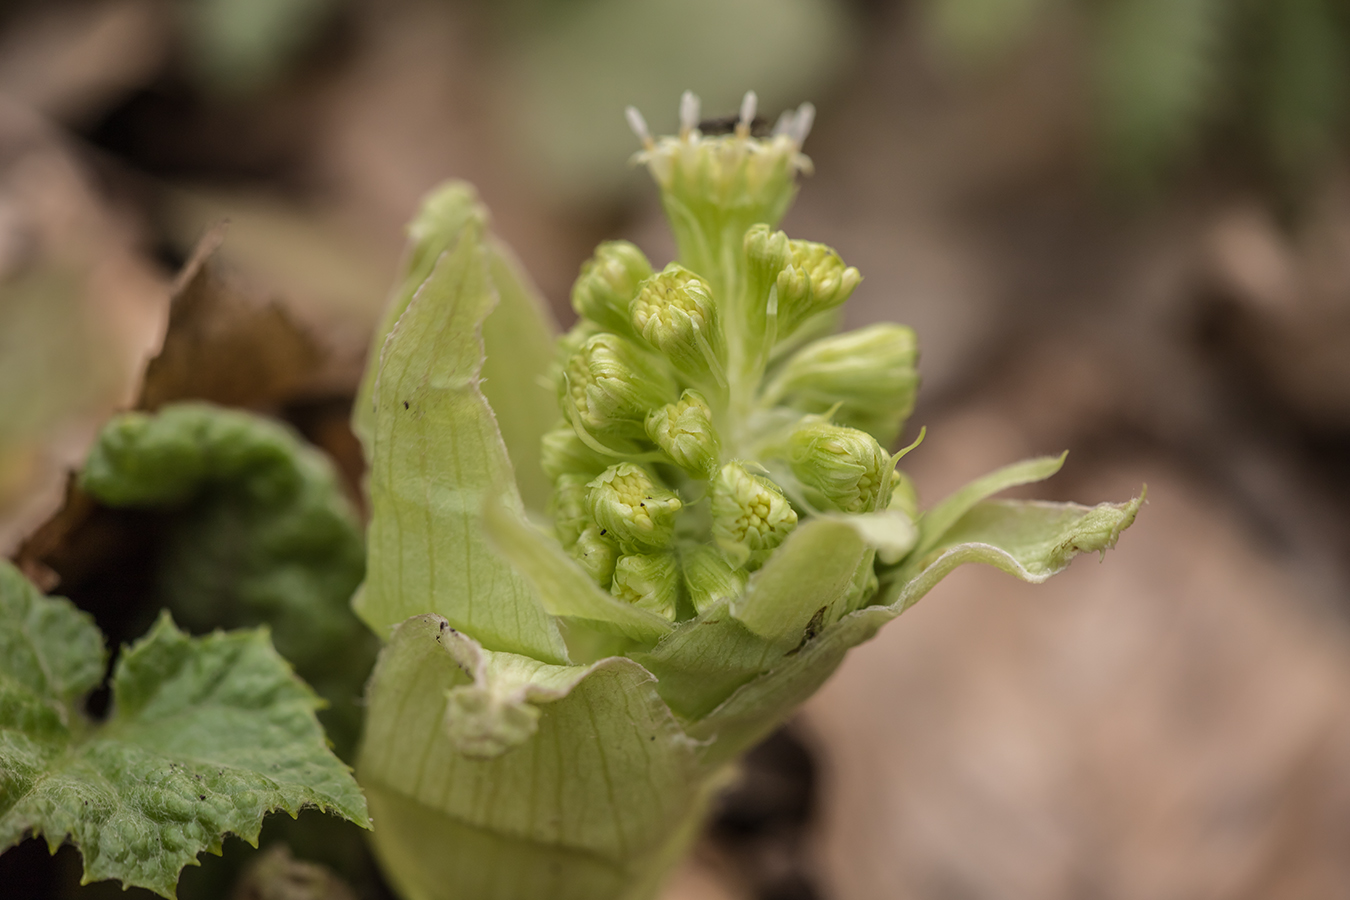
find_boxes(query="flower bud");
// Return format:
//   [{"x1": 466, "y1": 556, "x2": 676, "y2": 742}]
[
  {"x1": 540, "y1": 425, "x2": 611, "y2": 482},
  {"x1": 681, "y1": 544, "x2": 749, "y2": 614},
  {"x1": 786, "y1": 421, "x2": 892, "y2": 514},
  {"x1": 775, "y1": 240, "x2": 861, "y2": 337},
  {"x1": 571, "y1": 525, "x2": 619, "y2": 588},
  {"x1": 711, "y1": 462, "x2": 798, "y2": 569},
  {"x1": 586, "y1": 463, "x2": 682, "y2": 551},
  {"x1": 741, "y1": 224, "x2": 792, "y2": 338},
  {"x1": 611, "y1": 550, "x2": 681, "y2": 621},
  {"x1": 547, "y1": 320, "x2": 601, "y2": 396},
  {"x1": 630, "y1": 264, "x2": 724, "y2": 382},
  {"x1": 645, "y1": 390, "x2": 721, "y2": 478},
  {"x1": 571, "y1": 241, "x2": 653, "y2": 336},
  {"x1": 563, "y1": 333, "x2": 677, "y2": 438},
  {"x1": 550, "y1": 474, "x2": 594, "y2": 549},
  {"x1": 768, "y1": 323, "x2": 918, "y2": 444}
]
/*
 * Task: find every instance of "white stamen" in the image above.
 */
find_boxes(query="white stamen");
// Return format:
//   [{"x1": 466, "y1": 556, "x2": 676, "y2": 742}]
[
  {"x1": 790, "y1": 103, "x2": 815, "y2": 145},
  {"x1": 771, "y1": 110, "x2": 793, "y2": 137},
  {"x1": 625, "y1": 106, "x2": 653, "y2": 148},
  {"x1": 679, "y1": 91, "x2": 701, "y2": 137},
  {"x1": 738, "y1": 91, "x2": 758, "y2": 135}
]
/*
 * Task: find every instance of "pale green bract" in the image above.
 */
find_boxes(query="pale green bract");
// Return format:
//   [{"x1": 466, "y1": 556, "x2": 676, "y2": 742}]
[
  {"x1": 354, "y1": 92, "x2": 1143, "y2": 900},
  {"x1": 0, "y1": 562, "x2": 369, "y2": 899}
]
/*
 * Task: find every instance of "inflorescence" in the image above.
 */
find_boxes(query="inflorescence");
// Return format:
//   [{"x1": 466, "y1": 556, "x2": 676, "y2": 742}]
[{"x1": 545, "y1": 91, "x2": 920, "y2": 622}]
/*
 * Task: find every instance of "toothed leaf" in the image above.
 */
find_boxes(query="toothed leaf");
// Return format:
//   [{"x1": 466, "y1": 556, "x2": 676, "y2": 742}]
[{"x1": 0, "y1": 567, "x2": 367, "y2": 899}]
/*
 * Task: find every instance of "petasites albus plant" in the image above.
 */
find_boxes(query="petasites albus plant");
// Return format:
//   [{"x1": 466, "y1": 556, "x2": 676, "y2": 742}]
[{"x1": 350, "y1": 91, "x2": 1142, "y2": 900}]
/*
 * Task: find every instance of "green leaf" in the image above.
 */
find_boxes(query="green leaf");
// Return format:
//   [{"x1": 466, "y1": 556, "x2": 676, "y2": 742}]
[
  {"x1": 634, "y1": 512, "x2": 911, "y2": 722},
  {"x1": 729, "y1": 518, "x2": 868, "y2": 648},
  {"x1": 481, "y1": 239, "x2": 561, "y2": 514},
  {"x1": 689, "y1": 491, "x2": 1145, "y2": 766},
  {"x1": 0, "y1": 563, "x2": 105, "y2": 719},
  {"x1": 0, "y1": 566, "x2": 368, "y2": 899},
  {"x1": 629, "y1": 603, "x2": 791, "y2": 721},
  {"x1": 353, "y1": 182, "x2": 484, "y2": 454},
  {"x1": 80, "y1": 403, "x2": 372, "y2": 759},
  {"x1": 353, "y1": 184, "x2": 561, "y2": 515},
  {"x1": 357, "y1": 615, "x2": 709, "y2": 900},
  {"x1": 910, "y1": 452, "x2": 1066, "y2": 560},
  {"x1": 358, "y1": 214, "x2": 568, "y2": 662},
  {"x1": 825, "y1": 509, "x2": 918, "y2": 565},
  {"x1": 887, "y1": 493, "x2": 1146, "y2": 608},
  {"x1": 483, "y1": 500, "x2": 674, "y2": 645},
  {"x1": 686, "y1": 607, "x2": 884, "y2": 767}
]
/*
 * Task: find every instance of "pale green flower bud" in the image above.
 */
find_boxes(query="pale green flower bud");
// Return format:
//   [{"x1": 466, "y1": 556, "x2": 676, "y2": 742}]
[
  {"x1": 540, "y1": 425, "x2": 611, "y2": 481},
  {"x1": 645, "y1": 390, "x2": 721, "y2": 478},
  {"x1": 611, "y1": 550, "x2": 681, "y2": 621},
  {"x1": 571, "y1": 525, "x2": 619, "y2": 588},
  {"x1": 681, "y1": 544, "x2": 749, "y2": 615},
  {"x1": 586, "y1": 463, "x2": 683, "y2": 551},
  {"x1": 767, "y1": 323, "x2": 919, "y2": 445},
  {"x1": 775, "y1": 239, "x2": 861, "y2": 337},
  {"x1": 786, "y1": 421, "x2": 893, "y2": 514},
  {"x1": 571, "y1": 241, "x2": 653, "y2": 336},
  {"x1": 563, "y1": 333, "x2": 677, "y2": 438},
  {"x1": 711, "y1": 462, "x2": 798, "y2": 568},
  {"x1": 548, "y1": 320, "x2": 601, "y2": 395},
  {"x1": 550, "y1": 474, "x2": 594, "y2": 549},
  {"x1": 630, "y1": 264, "x2": 725, "y2": 382},
  {"x1": 741, "y1": 224, "x2": 792, "y2": 339}
]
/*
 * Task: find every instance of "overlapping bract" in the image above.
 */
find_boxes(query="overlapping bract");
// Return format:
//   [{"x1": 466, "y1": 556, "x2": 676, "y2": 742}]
[{"x1": 353, "y1": 94, "x2": 1142, "y2": 900}]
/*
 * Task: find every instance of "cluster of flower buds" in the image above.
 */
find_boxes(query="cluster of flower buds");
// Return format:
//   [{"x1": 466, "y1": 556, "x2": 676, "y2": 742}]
[
  {"x1": 544, "y1": 91, "x2": 920, "y2": 622},
  {"x1": 344, "y1": 90, "x2": 1143, "y2": 900}
]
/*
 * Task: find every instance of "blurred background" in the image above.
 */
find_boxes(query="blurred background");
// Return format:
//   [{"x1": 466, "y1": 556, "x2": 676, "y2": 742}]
[{"x1": 3, "y1": 0, "x2": 1350, "y2": 897}]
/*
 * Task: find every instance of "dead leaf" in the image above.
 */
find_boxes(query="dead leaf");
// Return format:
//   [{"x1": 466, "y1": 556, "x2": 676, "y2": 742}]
[{"x1": 137, "y1": 222, "x2": 325, "y2": 411}]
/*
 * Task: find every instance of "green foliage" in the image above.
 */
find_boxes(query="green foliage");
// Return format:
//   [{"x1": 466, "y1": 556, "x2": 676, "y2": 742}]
[
  {"x1": 0, "y1": 563, "x2": 368, "y2": 899},
  {"x1": 81, "y1": 402, "x2": 373, "y2": 759}
]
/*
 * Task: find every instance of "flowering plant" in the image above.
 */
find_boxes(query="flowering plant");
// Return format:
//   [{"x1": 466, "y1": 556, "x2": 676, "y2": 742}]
[
  {"x1": 348, "y1": 92, "x2": 1142, "y2": 900},
  {"x1": 0, "y1": 91, "x2": 1139, "y2": 900}
]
